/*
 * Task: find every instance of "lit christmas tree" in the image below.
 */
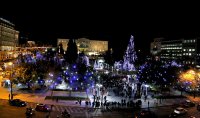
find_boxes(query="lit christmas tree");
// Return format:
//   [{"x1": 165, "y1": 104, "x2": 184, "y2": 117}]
[{"x1": 123, "y1": 35, "x2": 137, "y2": 71}]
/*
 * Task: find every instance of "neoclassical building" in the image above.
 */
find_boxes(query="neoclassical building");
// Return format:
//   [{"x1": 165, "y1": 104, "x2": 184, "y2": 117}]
[
  {"x1": 57, "y1": 38, "x2": 108, "y2": 56},
  {"x1": 0, "y1": 18, "x2": 19, "y2": 60}
]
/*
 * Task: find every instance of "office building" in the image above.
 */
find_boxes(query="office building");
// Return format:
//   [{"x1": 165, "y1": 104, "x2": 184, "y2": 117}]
[{"x1": 150, "y1": 38, "x2": 199, "y2": 66}]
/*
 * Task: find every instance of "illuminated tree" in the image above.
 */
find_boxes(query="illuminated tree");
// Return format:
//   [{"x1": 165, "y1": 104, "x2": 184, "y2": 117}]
[
  {"x1": 179, "y1": 69, "x2": 200, "y2": 97},
  {"x1": 123, "y1": 35, "x2": 137, "y2": 71}
]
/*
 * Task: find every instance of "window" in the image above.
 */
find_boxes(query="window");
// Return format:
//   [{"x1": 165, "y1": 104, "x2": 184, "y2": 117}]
[{"x1": 183, "y1": 49, "x2": 186, "y2": 51}]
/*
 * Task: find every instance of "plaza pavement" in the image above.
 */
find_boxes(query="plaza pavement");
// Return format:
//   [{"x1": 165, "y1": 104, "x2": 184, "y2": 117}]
[{"x1": 0, "y1": 86, "x2": 197, "y2": 110}]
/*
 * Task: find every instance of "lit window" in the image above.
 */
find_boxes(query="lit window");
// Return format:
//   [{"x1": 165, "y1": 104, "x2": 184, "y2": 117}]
[
  {"x1": 189, "y1": 49, "x2": 192, "y2": 51},
  {"x1": 183, "y1": 49, "x2": 186, "y2": 51},
  {"x1": 192, "y1": 49, "x2": 195, "y2": 51}
]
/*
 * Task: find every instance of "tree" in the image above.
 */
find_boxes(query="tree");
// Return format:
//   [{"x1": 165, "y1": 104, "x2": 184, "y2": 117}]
[
  {"x1": 179, "y1": 69, "x2": 200, "y2": 97},
  {"x1": 138, "y1": 61, "x2": 179, "y2": 88},
  {"x1": 66, "y1": 39, "x2": 78, "y2": 64},
  {"x1": 123, "y1": 35, "x2": 137, "y2": 71},
  {"x1": 104, "y1": 48, "x2": 114, "y2": 65}
]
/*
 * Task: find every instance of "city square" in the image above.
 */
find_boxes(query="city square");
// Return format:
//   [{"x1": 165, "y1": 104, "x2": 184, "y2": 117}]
[{"x1": 1, "y1": 14, "x2": 200, "y2": 118}]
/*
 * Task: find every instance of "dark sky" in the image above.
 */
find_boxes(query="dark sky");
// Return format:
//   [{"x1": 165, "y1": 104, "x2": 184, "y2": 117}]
[{"x1": 1, "y1": 6, "x2": 200, "y2": 60}]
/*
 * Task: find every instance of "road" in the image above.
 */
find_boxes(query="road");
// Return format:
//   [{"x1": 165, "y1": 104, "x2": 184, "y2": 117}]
[
  {"x1": 149, "y1": 105, "x2": 200, "y2": 118},
  {"x1": 0, "y1": 99, "x2": 125, "y2": 118},
  {"x1": 0, "y1": 99, "x2": 88, "y2": 118}
]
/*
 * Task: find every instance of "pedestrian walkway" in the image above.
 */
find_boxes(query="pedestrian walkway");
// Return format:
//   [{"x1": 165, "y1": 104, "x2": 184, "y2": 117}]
[
  {"x1": 0, "y1": 86, "x2": 92, "y2": 108},
  {"x1": 104, "y1": 88, "x2": 190, "y2": 109}
]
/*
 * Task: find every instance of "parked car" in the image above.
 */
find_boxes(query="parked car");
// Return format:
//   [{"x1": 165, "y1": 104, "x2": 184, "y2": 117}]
[
  {"x1": 136, "y1": 110, "x2": 157, "y2": 118},
  {"x1": 174, "y1": 107, "x2": 187, "y2": 115},
  {"x1": 188, "y1": 116, "x2": 196, "y2": 118},
  {"x1": 183, "y1": 100, "x2": 195, "y2": 108},
  {"x1": 197, "y1": 103, "x2": 200, "y2": 111},
  {"x1": 169, "y1": 112, "x2": 178, "y2": 118},
  {"x1": 9, "y1": 99, "x2": 27, "y2": 107},
  {"x1": 35, "y1": 104, "x2": 51, "y2": 112}
]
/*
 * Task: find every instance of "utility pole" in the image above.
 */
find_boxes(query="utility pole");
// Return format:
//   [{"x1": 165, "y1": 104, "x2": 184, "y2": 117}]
[{"x1": 9, "y1": 62, "x2": 14, "y2": 100}]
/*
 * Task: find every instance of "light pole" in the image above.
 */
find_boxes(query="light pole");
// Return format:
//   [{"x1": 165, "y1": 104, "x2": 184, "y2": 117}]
[{"x1": 8, "y1": 62, "x2": 13, "y2": 100}]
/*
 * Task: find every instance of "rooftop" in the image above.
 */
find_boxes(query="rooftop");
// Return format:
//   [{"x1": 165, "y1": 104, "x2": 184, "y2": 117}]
[{"x1": 0, "y1": 17, "x2": 14, "y2": 26}]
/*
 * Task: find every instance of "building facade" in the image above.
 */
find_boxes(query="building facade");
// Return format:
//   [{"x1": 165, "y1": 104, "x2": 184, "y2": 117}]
[
  {"x1": 0, "y1": 18, "x2": 19, "y2": 60},
  {"x1": 150, "y1": 38, "x2": 199, "y2": 66},
  {"x1": 161, "y1": 40, "x2": 183, "y2": 63},
  {"x1": 57, "y1": 38, "x2": 108, "y2": 56}
]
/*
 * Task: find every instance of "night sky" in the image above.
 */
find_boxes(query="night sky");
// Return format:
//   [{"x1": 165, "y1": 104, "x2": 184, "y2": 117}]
[{"x1": 1, "y1": 8, "x2": 200, "y2": 61}]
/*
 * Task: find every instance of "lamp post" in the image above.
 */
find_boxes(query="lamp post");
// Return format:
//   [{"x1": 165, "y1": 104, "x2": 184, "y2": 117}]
[{"x1": 8, "y1": 62, "x2": 13, "y2": 100}]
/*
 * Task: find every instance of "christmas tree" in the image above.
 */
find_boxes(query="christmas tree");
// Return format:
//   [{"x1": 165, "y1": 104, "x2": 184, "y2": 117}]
[{"x1": 123, "y1": 35, "x2": 137, "y2": 71}]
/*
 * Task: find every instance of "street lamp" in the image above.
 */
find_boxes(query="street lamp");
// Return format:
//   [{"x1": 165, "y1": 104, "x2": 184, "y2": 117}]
[{"x1": 8, "y1": 62, "x2": 14, "y2": 100}]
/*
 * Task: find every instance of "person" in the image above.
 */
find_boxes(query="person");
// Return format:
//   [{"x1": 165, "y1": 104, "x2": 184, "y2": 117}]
[
  {"x1": 79, "y1": 99, "x2": 82, "y2": 105},
  {"x1": 104, "y1": 96, "x2": 106, "y2": 102},
  {"x1": 62, "y1": 109, "x2": 70, "y2": 117},
  {"x1": 46, "y1": 114, "x2": 50, "y2": 118},
  {"x1": 144, "y1": 95, "x2": 147, "y2": 102},
  {"x1": 11, "y1": 94, "x2": 13, "y2": 100},
  {"x1": 63, "y1": 109, "x2": 68, "y2": 114},
  {"x1": 51, "y1": 104, "x2": 54, "y2": 110},
  {"x1": 25, "y1": 108, "x2": 32, "y2": 117}
]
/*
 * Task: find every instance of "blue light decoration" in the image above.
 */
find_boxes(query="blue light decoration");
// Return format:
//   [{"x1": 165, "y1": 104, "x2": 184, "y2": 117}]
[
  {"x1": 73, "y1": 64, "x2": 76, "y2": 69},
  {"x1": 49, "y1": 85, "x2": 54, "y2": 89},
  {"x1": 163, "y1": 78, "x2": 166, "y2": 82}
]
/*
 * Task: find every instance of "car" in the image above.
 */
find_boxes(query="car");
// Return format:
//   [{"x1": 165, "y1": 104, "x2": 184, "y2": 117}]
[
  {"x1": 188, "y1": 116, "x2": 196, "y2": 118},
  {"x1": 174, "y1": 107, "x2": 187, "y2": 115},
  {"x1": 183, "y1": 100, "x2": 195, "y2": 108},
  {"x1": 136, "y1": 110, "x2": 157, "y2": 118},
  {"x1": 35, "y1": 104, "x2": 51, "y2": 112},
  {"x1": 197, "y1": 103, "x2": 200, "y2": 111},
  {"x1": 169, "y1": 112, "x2": 178, "y2": 118},
  {"x1": 9, "y1": 99, "x2": 27, "y2": 107}
]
